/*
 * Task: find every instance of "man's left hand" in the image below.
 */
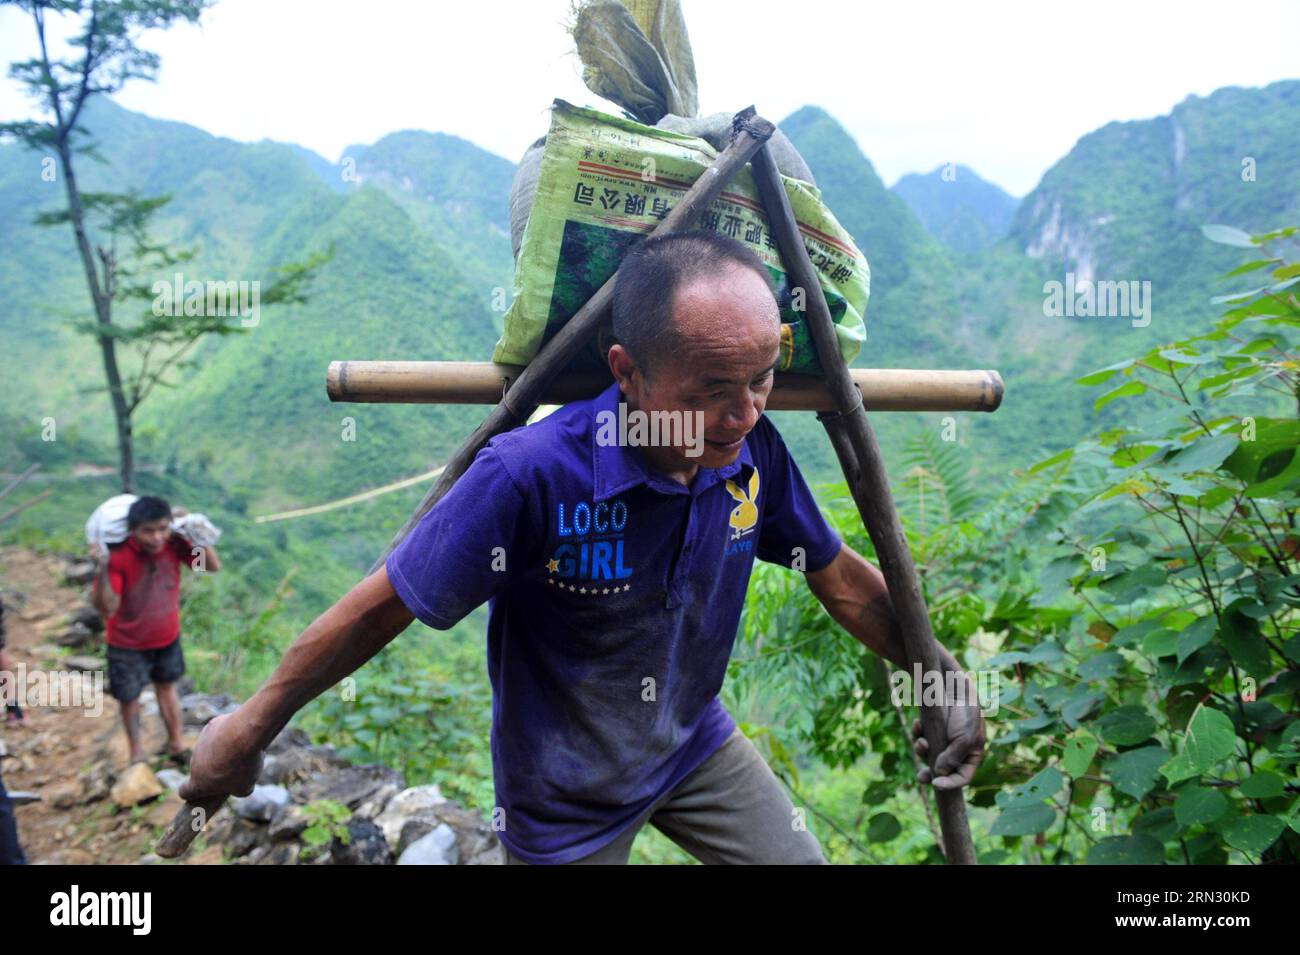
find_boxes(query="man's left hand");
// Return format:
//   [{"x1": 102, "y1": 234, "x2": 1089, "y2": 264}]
[{"x1": 910, "y1": 684, "x2": 985, "y2": 790}]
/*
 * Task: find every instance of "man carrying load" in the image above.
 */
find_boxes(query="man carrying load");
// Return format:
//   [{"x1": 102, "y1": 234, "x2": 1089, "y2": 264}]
[
  {"x1": 182, "y1": 230, "x2": 984, "y2": 864},
  {"x1": 91, "y1": 495, "x2": 222, "y2": 768}
]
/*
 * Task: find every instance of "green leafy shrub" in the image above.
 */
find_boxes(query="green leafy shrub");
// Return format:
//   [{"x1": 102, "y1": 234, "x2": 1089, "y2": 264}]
[{"x1": 737, "y1": 224, "x2": 1299, "y2": 864}]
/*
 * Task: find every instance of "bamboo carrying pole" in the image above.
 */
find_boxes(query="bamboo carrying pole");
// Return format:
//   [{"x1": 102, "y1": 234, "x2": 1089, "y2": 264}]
[
  {"x1": 326, "y1": 361, "x2": 1004, "y2": 413},
  {"x1": 158, "y1": 105, "x2": 783, "y2": 860},
  {"x1": 747, "y1": 141, "x2": 978, "y2": 863}
]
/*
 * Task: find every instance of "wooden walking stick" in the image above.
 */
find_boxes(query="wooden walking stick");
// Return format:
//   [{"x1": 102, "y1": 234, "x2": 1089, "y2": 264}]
[
  {"x1": 747, "y1": 139, "x2": 979, "y2": 863},
  {"x1": 156, "y1": 796, "x2": 226, "y2": 859},
  {"x1": 156, "y1": 105, "x2": 781, "y2": 860}
]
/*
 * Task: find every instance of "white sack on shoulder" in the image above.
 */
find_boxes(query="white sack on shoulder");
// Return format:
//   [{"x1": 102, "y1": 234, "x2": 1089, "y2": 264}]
[
  {"x1": 170, "y1": 512, "x2": 222, "y2": 548},
  {"x1": 85, "y1": 494, "x2": 138, "y2": 547}
]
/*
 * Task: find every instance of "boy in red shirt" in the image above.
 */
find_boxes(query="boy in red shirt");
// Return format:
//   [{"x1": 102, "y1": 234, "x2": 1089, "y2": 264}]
[{"x1": 90, "y1": 496, "x2": 221, "y2": 766}]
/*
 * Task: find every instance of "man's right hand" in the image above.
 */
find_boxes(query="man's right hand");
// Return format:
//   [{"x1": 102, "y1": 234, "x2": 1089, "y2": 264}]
[
  {"x1": 178, "y1": 712, "x2": 264, "y2": 803},
  {"x1": 176, "y1": 568, "x2": 413, "y2": 806}
]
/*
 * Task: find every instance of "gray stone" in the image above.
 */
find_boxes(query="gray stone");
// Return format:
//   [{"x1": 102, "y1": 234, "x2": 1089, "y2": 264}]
[
  {"x1": 397, "y1": 824, "x2": 459, "y2": 865},
  {"x1": 374, "y1": 784, "x2": 449, "y2": 850},
  {"x1": 259, "y1": 744, "x2": 351, "y2": 786},
  {"x1": 202, "y1": 810, "x2": 236, "y2": 845},
  {"x1": 451, "y1": 806, "x2": 498, "y2": 859},
  {"x1": 235, "y1": 842, "x2": 274, "y2": 865},
  {"x1": 352, "y1": 781, "x2": 400, "y2": 821},
  {"x1": 155, "y1": 768, "x2": 188, "y2": 791},
  {"x1": 256, "y1": 842, "x2": 300, "y2": 865},
  {"x1": 223, "y1": 817, "x2": 265, "y2": 858},
  {"x1": 230, "y1": 783, "x2": 289, "y2": 822},
  {"x1": 395, "y1": 817, "x2": 437, "y2": 855},
  {"x1": 267, "y1": 804, "x2": 309, "y2": 842},
  {"x1": 236, "y1": 840, "x2": 300, "y2": 866},
  {"x1": 294, "y1": 764, "x2": 405, "y2": 811},
  {"x1": 180, "y1": 692, "x2": 239, "y2": 727}
]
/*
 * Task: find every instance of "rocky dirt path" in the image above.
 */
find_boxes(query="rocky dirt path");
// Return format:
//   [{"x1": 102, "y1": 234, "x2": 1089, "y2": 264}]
[
  {"x1": 0, "y1": 544, "x2": 501, "y2": 865},
  {"x1": 0, "y1": 544, "x2": 223, "y2": 864}
]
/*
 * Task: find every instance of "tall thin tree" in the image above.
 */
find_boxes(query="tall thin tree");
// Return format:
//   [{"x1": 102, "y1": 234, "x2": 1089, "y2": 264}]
[{"x1": 2, "y1": 1, "x2": 217, "y2": 490}]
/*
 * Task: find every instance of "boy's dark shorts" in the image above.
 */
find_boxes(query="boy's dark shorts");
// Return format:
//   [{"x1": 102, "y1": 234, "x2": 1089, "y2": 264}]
[{"x1": 106, "y1": 639, "x2": 186, "y2": 703}]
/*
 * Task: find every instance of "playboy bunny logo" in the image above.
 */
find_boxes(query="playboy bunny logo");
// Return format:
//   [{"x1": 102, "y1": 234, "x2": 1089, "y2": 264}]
[{"x1": 724, "y1": 469, "x2": 760, "y2": 540}]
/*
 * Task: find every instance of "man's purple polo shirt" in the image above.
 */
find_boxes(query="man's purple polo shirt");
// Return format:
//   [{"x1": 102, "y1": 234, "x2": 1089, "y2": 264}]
[{"x1": 385, "y1": 381, "x2": 843, "y2": 863}]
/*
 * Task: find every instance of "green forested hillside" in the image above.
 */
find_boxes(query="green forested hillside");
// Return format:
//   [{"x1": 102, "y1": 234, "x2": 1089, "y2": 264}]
[
  {"x1": 341, "y1": 128, "x2": 517, "y2": 301},
  {"x1": 5, "y1": 81, "x2": 1299, "y2": 590},
  {"x1": 1010, "y1": 79, "x2": 1300, "y2": 327},
  {"x1": 780, "y1": 81, "x2": 1300, "y2": 495},
  {"x1": 892, "y1": 163, "x2": 1019, "y2": 256},
  {"x1": 5, "y1": 81, "x2": 1299, "y2": 599}
]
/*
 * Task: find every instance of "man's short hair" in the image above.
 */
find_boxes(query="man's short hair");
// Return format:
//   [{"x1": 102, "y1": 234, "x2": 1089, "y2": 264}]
[
  {"x1": 127, "y1": 495, "x2": 172, "y2": 530},
  {"x1": 612, "y1": 229, "x2": 777, "y2": 378}
]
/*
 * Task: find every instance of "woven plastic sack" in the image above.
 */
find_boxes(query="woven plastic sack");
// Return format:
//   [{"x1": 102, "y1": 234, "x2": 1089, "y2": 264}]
[{"x1": 493, "y1": 99, "x2": 869, "y2": 376}]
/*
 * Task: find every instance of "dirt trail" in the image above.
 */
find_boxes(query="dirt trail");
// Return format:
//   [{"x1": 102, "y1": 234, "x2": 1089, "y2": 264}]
[{"x1": 1, "y1": 545, "x2": 223, "y2": 865}]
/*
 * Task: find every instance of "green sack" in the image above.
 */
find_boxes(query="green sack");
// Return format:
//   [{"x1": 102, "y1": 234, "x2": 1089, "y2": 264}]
[{"x1": 493, "y1": 99, "x2": 869, "y2": 377}]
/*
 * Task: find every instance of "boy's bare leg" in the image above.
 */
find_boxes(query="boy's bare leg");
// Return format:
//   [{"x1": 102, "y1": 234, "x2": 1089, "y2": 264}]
[
  {"x1": 120, "y1": 698, "x2": 145, "y2": 764},
  {"x1": 155, "y1": 681, "x2": 186, "y2": 752}
]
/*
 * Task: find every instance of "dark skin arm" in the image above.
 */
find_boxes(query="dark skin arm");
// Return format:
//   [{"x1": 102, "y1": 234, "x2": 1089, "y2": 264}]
[
  {"x1": 89, "y1": 544, "x2": 119, "y2": 619},
  {"x1": 182, "y1": 543, "x2": 983, "y2": 800},
  {"x1": 804, "y1": 542, "x2": 986, "y2": 790},
  {"x1": 170, "y1": 508, "x2": 222, "y2": 573},
  {"x1": 179, "y1": 567, "x2": 414, "y2": 802}
]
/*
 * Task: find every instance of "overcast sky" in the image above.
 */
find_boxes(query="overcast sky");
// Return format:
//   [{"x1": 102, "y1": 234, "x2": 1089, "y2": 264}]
[{"x1": 1, "y1": 0, "x2": 1297, "y2": 197}]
